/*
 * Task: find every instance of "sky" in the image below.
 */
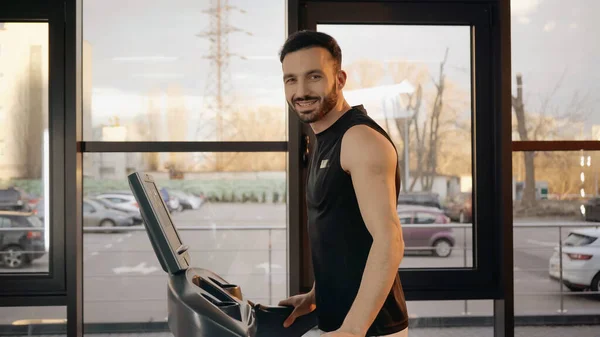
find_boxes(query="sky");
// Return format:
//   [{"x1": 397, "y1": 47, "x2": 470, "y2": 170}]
[
  {"x1": 81, "y1": 0, "x2": 600, "y2": 139},
  {"x1": 511, "y1": 0, "x2": 600, "y2": 137}
]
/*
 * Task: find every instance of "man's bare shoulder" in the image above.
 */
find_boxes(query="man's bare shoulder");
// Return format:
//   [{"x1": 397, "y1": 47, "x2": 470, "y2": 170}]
[{"x1": 340, "y1": 125, "x2": 396, "y2": 173}]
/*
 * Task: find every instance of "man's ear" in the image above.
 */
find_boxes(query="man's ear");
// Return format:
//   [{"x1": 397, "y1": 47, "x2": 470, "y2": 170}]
[{"x1": 337, "y1": 69, "x2": 348, "y2": 89}]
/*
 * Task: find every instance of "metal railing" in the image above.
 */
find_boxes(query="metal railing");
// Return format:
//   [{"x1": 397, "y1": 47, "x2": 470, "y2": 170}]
[
  {"x1": 2, "y1": 221, "x2": 599, "y2": 315},
  {"x1": 512, "y1": 221, "x2": 600, "y2": 314}
]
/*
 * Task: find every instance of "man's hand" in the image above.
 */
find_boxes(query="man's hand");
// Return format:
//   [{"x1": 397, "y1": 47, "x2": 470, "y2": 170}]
[{"x1": 278, "y1": 290, "x2": 316, "y2": 328}]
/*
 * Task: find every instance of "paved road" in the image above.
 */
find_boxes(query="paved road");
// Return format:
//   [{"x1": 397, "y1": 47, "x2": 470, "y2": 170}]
[{"x1": 1, "y1": 203, "x2": 599, "y2": 325}]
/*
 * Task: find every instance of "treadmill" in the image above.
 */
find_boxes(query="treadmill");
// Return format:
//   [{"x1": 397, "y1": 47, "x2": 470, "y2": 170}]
[{"x1": 127, "y1": 172, "x2": 318, "y2": 337}]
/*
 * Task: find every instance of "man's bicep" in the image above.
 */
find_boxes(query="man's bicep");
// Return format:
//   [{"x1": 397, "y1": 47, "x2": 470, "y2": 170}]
[{"x1": 343, "y1": 127, "x2": 402, "y2": 240}]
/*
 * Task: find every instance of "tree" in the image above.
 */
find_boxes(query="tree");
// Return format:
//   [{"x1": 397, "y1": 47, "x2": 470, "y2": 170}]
[
  {"x1": 512, "y1": 73, "x2": 537, "y2": 206},
  {"x1": 388, "y1": 48, "x2": 470, "y2": 192},
  {"x1": 340, "y1": 51, "x2": 471, "y2": 192},
  {"x1": 166, "y1": 84, "x2": 189, "y2": 173},
  {"x1": 11, "y1": 45, "x2": 45, "y2": 180},
  {"x1": 189, "y1": 105, "x2": 287, "y2": 172},
  {"x1": 512, "y1": 71, "x2": 591, "y2": 205},
  {"x1": 344, "y1": 58, "x2": 386, "y2": 90},
  {"x1": 386, "y1": 62, "x2": 427, "y2": 191},
  {"x1": 141, "y1": 88, "x2": 163, "y2": 171},
  {"x1": 415, "y1": 48, "x2": 449, "y2": 191}
]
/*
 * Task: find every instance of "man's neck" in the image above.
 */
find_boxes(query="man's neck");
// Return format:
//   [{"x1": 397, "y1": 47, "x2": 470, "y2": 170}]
[{"x1": 310, "y1": 100, "x2": 352, "y2": 134}]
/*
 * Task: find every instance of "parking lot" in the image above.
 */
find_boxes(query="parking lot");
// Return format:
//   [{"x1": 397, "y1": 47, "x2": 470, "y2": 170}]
[{"x1": 1, "y1": 202, "x2": 599, "y2": 325}]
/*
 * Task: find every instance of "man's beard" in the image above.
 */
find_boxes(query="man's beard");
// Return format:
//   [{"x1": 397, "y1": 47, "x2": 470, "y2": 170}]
[{"x1": 290, "y1": 83, "x2": 339, "y2": 124}]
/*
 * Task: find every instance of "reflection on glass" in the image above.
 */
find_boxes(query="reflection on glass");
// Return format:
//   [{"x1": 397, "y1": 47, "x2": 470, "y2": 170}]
[
  {"x1": 82, "y1": 0, "x2": 287, "y2": 142},
  {"x1": 82, "y1": 152, "x2": 287, "y2": 323},
  {"x1": 512, "y1": 151, "x2": 600, "y2": 317},
  {"x1": 317, "y1": 24, "x2": 473, "y2": 269},
  {"x1": 0, "y1": 22, "x2": 49, "y2": 274},
  {"x1": 511, "y1": 0, "x2": 600, "y2": 141},
  {"x1": 0, "y1": 306, "x2": 66, "y2": 328}
]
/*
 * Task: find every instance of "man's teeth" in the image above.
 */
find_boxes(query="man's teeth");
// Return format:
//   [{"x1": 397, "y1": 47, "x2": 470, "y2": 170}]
[{"x1": 297, "y1": 100, "x2": 317, "y2": 107}]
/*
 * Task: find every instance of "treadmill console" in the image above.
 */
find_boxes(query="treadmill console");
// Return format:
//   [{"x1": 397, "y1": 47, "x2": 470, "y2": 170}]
[
  {"x1": 127, "y1": 172, "x2": 317, "y2": 337},
  {"x1": 129, "y1": 173, "x2": 190, "y2": 275}
]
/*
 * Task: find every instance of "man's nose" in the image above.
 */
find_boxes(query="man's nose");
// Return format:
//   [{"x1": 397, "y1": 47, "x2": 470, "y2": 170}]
[{"x1": 295, "y1": 80, "x2": 308, "y2": 98}]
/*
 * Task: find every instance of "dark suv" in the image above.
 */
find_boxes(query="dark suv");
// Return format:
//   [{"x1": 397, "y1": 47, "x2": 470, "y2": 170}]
[
  {"x1": 397, "y1": 192, "x2": 441, "y2": 209},
  {"x1": 583, "y1": 197, "x2": 600, "y2": 222},
  {"x1": 0, "y1": 187, "x2": 32, "y2": 212},
  {"x1": 444, "y1": 192, "x2": 473, "y2": 223},
  {"x1": 0, "y1": 211, "x2": 45, "y2": 268}
]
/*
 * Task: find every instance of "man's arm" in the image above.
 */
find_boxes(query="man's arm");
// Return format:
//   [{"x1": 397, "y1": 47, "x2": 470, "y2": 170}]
[{"x1": 338, "y1": 125, "x2": 405, "y2": 336}]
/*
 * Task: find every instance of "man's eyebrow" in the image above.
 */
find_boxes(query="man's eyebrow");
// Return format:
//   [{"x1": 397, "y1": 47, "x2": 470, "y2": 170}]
[
  {"x1": 305, "y1": 69, "x2": 324, "y2": 75},
  {"x1": 283, "y1": 69, "x2": 324, "y2": 80}
]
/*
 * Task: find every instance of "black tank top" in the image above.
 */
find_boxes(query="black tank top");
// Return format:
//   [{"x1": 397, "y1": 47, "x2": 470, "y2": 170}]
[{"x1": 306, "y1": 105, "x2": 409, "y2": 336}]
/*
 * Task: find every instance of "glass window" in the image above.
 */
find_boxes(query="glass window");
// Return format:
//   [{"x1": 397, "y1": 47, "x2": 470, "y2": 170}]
[
  {"x1": 0, "y1": 306, "x2": 66, "y2": 333},
  {"x1": 511, "y1": 0, "x2": 600, "y2": 141},
  {"x1": 414, "y1": 211, "x2": 439, "y2": 224},
  {"x1": 563, "y1": 233, "x2": 597, "y2": 247},
  {"x1": 315, "y1": 24, "x2": 473, "y2": 270},
  {"x1": 398, "y1": 211, "x2": 413, "y2": 224},
  {"x1": 25, "y1": 214, "x2": 43, "y2": 228},
  {"x1": 82, "y1": 152, "x2": 287, "y2": 327},
  {"x1": 512, "y1": 151, "x2": 600, "y2": 317},
  {"x1": 0, "y1": 22, "x2": 49, "y2": 274},
  {"x1": 83, "y1": 202, "x2": 94, "y2": 213},
  {"x1": 82, "y1": 0, "x2": 287, "y2": 142}
]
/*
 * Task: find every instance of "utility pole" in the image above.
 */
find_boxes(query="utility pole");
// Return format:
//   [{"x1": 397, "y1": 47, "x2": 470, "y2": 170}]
[{"x1": 196, "y1": 0, "x2": 251, "y2": 171}]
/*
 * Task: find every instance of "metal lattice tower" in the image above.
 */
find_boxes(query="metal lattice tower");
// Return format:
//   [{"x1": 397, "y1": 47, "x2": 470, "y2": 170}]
[{"x1": 195, "y1": 0, "x2": 251, "y2": 170}]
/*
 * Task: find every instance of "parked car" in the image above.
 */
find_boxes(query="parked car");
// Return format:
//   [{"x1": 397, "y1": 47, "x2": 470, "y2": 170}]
[
  {"x1": 0, "y1": 187, "x2": 32, "y2": 212},
  {"x1": 104, "y1": 189, "x2": 182, "y2": 213},
  {"x1": 83, "y1": 198, "x2": 136, "y2": 230},
  {"x1": 159, "y1": 188, "x2": 182, "y2": 213},
  {"x1": 33, "y1": 198, "x2": 45, "y2": 221},
  {"x1": 548, "y1": 228, "x2": 600, "y2": 292},
  {"x1": 397, "y1": 205, "x2": 455, "y2": 257},
  {"x1": 91, "y1": 197, "x2": 143, "y2": 225},
  {"x1": 0, "y1": 211, "x2": 45, "y2": 268},
  {"x1": 94, "y1": 193, "x2": 140, "y2": 213},
  {"x1": 397, "y1": 192, "x2": 441, "y2": 209},
  {"x1": 444, "y1": 192, "x2": 472, "y2": 223},
  {"x1": 583, "y1": 197, "x2": 600, "y2": 222},
  {"x1": 167, "y1": 190, "x2": 205, "y2": 210}
]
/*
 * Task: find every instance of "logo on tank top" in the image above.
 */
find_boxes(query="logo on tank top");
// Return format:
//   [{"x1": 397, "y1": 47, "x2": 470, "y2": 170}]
[{"x1": 319, "y1": 159, "x2": 329, "y2": 169}]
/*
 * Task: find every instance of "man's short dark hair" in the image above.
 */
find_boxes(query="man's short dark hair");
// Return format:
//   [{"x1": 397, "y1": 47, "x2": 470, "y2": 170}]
[{"x1": 279, "y1": 30, "x2": 342, "y2": 70}]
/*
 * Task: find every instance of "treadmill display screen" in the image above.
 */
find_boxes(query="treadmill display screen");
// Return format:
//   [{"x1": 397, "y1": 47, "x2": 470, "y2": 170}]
[{"x1": 143, "y1": 180, "x2": 183, "y2": 252}]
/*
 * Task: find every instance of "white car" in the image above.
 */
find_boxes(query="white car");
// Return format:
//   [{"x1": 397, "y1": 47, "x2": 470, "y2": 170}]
[
  {"x1": 167, "y1": 196, "x2": 182, "y2": 212},
  {"x1": 549, "y1": 228, "x2": 600, "y2": 292},
  {"x1": 95, "y1": 193, "x2": 140, "y2": 214},
  {"x1": 169, "y1": 190, "x2": 204, "y2": 210}
]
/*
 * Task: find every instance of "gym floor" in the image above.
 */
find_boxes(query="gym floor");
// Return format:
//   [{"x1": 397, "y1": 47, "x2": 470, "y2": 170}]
[{"x1": 4, "y1": 326, "x2": 600, "y2": 337}]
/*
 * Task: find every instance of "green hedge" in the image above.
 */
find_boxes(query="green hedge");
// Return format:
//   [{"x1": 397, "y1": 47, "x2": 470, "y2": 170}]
[
  {"x1": 3, "y1": 178, "x2": 287, "y2": 204},
  {"x1": 1, "y1": 179, "x2": 44, "y2": 196}
]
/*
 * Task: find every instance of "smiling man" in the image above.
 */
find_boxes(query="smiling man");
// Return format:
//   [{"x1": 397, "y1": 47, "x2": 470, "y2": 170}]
[{"x1": 277, "y1": 30, "x2": 409, "y2": 337}]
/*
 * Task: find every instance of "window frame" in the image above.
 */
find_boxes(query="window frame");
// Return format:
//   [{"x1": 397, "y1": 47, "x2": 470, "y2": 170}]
[
  {"x1": 0, "y1": 0, "x2": 67, "y2": 304},
  {"x1": 65, "y1": 0, "x2": 297, "y2": 334},
  {"x1": 300, "y1": 0, "x2": 504, "y2": 299}
]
